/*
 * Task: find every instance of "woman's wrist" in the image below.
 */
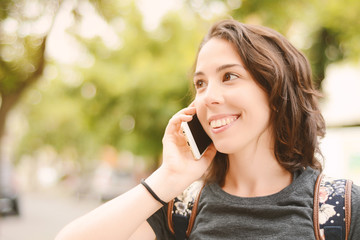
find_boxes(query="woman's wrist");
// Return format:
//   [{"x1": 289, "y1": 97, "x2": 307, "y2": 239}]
[
  {"x1": 144, "y1": 167, "x2": 194, "y2": 203},
  {"x1": 140, "y1": 178, "x2": 167, "y2": 205}
]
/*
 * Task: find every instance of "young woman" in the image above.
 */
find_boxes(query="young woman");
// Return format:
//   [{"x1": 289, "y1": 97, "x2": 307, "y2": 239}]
[{"x1": 55, "y1": 19, "x2": 360, "y2": 240}]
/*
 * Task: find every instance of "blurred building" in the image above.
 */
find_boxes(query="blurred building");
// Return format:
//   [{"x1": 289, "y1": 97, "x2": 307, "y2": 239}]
[{"x1": 320, "y1": 63, "x2": 360, "y2": 184}]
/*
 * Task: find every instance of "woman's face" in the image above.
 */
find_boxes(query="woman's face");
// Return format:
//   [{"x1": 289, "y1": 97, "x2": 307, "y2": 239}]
[{"x1": 194, "y1": 38, "x2": 273, "y2": 154}]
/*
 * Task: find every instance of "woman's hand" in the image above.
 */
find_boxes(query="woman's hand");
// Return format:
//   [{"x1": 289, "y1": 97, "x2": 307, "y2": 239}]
[
  {"x1": 160, "y1": 105, "x2": 217, "y2": 184},
  {"x1": 55, "y1": 105, "x2": 217, "y2": 240}
]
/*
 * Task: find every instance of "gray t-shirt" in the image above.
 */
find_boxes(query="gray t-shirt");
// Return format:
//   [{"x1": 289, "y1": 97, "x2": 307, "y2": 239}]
[{"x1": 147, "y1": 167, "x2": 360, "y2": 239}]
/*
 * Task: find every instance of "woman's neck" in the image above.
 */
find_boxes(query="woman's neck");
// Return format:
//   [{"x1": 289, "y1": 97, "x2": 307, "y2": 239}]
[{"x1": 222, "y1": 148, "x2": 292, "y2": 198}]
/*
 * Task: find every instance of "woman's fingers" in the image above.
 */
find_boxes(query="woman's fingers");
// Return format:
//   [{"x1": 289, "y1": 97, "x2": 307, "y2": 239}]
[
  {"x1": 168, "y1": 114, "x2": 193, "y2": 126},
  {"x1": 181, "y1": 106, "x2": 196, "y2": 115},
  {"x1": 171, "y1": 107, "x2": 196, "y2": 122},
  {"x1": 165, "y1": 107, "x2": 196, "y2": 133},
  {"x1": 188, "y1": 101, "x2": 195, "y2": 108}
]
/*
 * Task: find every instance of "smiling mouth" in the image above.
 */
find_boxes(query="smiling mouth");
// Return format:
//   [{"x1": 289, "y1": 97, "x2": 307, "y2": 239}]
[{"x1": 210, "y1": 115, "x2": 240, "y2": 129}]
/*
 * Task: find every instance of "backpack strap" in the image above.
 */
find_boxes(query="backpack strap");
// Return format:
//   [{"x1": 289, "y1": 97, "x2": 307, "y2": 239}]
[
  {"x1": 313, "y1": 174, "x2": 353, "y2": 240},
  {"x1": 167, "y1": 181, "x2": 204, "y2": 240}
]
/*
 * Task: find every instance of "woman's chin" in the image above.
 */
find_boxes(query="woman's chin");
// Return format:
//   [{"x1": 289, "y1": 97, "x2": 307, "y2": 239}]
[{"x1": 213, "y1": 143, "x2": 236, "y2": 155}]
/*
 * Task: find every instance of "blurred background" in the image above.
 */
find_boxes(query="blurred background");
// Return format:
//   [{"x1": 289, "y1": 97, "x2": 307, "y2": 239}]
[{"x1": 0, "y1": 0, "x2": 359, "y2": 239}]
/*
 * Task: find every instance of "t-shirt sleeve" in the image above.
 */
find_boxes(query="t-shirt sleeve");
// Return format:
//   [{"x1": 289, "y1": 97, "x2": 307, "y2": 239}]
[
  {"x1": 349, "y1": 183, "x2": 360, "y2": 239},
  {"x1": 147, "y1": 204, "x2": 176, "y2": 240}
]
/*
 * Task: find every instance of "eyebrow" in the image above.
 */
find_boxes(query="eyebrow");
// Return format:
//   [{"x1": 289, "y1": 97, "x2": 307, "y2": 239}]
[{"x1": 193, "y1": 64, "x2": 244, "y2": 77}]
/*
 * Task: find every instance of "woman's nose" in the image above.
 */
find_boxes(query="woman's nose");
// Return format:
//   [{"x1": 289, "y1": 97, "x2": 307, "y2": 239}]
[{"x1": 203, "y1": 82, "x2": 223, "y2": 106}]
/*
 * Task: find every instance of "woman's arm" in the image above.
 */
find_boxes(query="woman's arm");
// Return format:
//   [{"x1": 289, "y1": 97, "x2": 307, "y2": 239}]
[
  {"x1": 128, "y1": 221, "x2": 155, "y2": 240},
  {"x1": 55, "y1": 106, "x2": 216, "y2": 240},
  {"x1": 55, "y1": 169, "x2": 179, "y2": 240}
]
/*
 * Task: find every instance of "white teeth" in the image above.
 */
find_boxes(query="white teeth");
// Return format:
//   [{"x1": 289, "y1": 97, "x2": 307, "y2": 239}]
[{"x1": 210, "y1": 116, "x2": 238, "y2": 128}]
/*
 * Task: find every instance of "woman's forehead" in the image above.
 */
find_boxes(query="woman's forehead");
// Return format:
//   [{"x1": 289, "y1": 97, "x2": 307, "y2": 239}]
[{"x1": 195, "y1": 38, "x2": 243, "y2": 72}]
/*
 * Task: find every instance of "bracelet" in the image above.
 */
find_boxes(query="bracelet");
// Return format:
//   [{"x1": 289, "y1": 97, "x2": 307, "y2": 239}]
[{"x1": 140, "y1": 179, "x2": 167, "y2": 206}]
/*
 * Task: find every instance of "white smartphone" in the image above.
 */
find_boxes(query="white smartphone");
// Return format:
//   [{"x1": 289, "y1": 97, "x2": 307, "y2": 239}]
[{"x1": 181, "y1": 114, "x2": 212, "y2": 159}]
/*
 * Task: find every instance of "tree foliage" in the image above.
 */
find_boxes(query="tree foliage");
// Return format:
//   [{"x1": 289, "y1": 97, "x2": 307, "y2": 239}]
[
  {"x1": 0, "y1": 0, "x2": 58, "y2": 152},
  {"x1": 226, "y1": 0, "x2": 360, "y2": 88},
  {"x1": 13, "y1": 1, "x2": 204, "y2": 166}
]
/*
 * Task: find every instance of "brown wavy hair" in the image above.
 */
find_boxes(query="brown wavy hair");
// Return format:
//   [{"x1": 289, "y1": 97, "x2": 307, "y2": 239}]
[{"x1": 197, "y1": 20, "x2": 326, "y2": 186}]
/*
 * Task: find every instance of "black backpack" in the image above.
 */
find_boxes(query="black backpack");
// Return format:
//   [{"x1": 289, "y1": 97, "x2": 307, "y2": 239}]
[{"x1": 167, "y1": 174, "x2": 353, "y2": 240}]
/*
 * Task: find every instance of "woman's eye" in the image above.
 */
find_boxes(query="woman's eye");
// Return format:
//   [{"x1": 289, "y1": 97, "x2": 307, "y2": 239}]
[
  {"x1": 194, "y1": 80, "x2": 206, "y2": 89},
  {"x1": 223, "y1": 73, "x2": 239, "y2": 82}
]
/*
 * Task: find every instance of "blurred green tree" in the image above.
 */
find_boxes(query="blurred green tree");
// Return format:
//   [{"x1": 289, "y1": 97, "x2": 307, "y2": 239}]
[
  {"x1": 222, "y1": 0, "x2": 360, "y2": 88},
  {"x1": 0, "y1": 0, "x2": 59, "y2": 158},
  {"x1": 14, "y1": 1, "x2": 205, "y2": 169}
]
